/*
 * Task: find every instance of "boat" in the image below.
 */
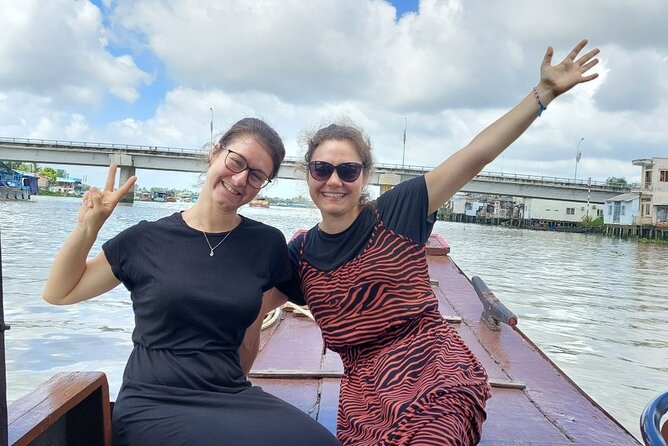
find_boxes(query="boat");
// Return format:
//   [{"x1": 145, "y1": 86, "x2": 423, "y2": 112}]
[
  {"x1": 0, "y1": 231, "x2": 661, "y2": 445},
  {"x1": 178, "y1": 192, "x2": 193, "y2": 203},
  {"x1": 249, "y1": 198, "x2": 270, "y2": 208},
  {"x1": 0, "y1": 162, "x2": 34, "y2": 201},
  {"x1": 152, "y1": 191, "x2": 166, "y2": 202},
  {"x1": 0, "y1": 180, "x2": 30, "y2": 201}
]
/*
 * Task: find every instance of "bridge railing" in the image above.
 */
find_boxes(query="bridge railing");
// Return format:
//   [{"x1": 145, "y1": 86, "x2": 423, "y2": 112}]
[
  {"x1": 469, "y1": 170, "x2": 629, "y2": 190},
  {"x1": 370, "y1": 163, "x2": 628, "y2": 191},
  {"x1": 0, "y1": 136, "x2": 201, "y2": 156}
]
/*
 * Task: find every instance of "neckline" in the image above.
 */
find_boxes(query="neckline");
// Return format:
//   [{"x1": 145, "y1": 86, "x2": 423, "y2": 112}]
[
  {"x1": 316, "y1": 206, "x2": 369, "y2": 238},
  {"x1": 178, "y1": 211, "x2": 244, "y2": 235}
]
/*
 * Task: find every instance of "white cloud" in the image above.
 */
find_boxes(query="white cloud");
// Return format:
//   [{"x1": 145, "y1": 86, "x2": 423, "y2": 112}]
[
  {"x1": 0, "y1": 0, "x2": 150, "y2": 106},
  {"x1": 1, "y1": 0, "x2": 668, "y2": 189}
]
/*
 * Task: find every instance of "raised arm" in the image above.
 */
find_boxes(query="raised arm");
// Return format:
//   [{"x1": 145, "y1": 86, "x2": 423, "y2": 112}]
[
  {"x1": 425, "y1": 39, "x2": 600, "y2": 214},
  {"x1": 42, "y1": 164, "x2": 137, "y2": 305}
]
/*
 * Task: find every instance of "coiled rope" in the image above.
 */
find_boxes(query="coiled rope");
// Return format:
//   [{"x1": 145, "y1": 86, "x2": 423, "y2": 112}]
[{"x1": 261, "y1": 303, "x2": 314, "y2": 330}]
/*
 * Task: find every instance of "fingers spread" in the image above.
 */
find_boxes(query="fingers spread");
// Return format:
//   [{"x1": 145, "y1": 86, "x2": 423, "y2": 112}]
[
  {"x1": 116, "y1": 176, "x2": 137, "y2": 197},
  {"x1": 576, "y1": 48, "x2": 600, "y2": 66},
  {"x1": 580, "y1": 58, "x2": 599, "y2": 73},
  {"x1": 581, "y1": 73, "x2": 599, "y2": 82},
  {"x1": 566, "y1": 39, "x2": 589, "y2": 61},
  {"x1": 105, "y1": 164, "x2": 117, "y2": 192}
]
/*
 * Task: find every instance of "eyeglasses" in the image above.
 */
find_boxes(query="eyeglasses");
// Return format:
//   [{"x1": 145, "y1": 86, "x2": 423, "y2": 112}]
[
  {"x1": 308, "y1": 161, "x2": 365, "y2": 183},
  {"x1": 224, "y1": 149, "x2": 272, "y2": 189}
]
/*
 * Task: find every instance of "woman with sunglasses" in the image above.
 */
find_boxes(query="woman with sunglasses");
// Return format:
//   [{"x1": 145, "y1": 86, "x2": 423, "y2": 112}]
[
  {"x1": 42, "y1": 118, "x2": 340, "y2": 446},
  {"x1": 276, "y1": 40, "x2": 600, "y2": 445}
]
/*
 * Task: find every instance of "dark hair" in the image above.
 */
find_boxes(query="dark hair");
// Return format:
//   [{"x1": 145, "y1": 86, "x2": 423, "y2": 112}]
[
  {"x1": 302, "y1": 121, "x2": 375, "y2": 207},
  {"x1": 211, "y1": 118, "x2": 285, "y2": 179},
  {"x1": 303, "y1": 123, "x2": 374, "y2": 176}
]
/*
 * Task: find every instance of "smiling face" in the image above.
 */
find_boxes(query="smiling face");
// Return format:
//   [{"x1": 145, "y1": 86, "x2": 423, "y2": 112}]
[
  {"x1": 206, "y1": 136, "x2": 273, "y2": 212},
  {"x1": 307, "y1": 139, "x2": 367, "y2": 231}
]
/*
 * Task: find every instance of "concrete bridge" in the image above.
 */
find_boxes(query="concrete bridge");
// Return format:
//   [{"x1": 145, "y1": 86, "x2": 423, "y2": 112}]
[{"x1": 0, "y1": 137, "x2": 630, "y2": 203}]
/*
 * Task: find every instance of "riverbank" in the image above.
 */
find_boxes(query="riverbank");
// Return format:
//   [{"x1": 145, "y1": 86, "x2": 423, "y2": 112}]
[{"x1": 438, "y1": 211, "x2": 668, "y2": 244}]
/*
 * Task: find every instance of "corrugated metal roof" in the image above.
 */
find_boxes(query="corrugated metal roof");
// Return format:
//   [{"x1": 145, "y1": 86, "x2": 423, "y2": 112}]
[{"x1": 606, "y1": 193, "x2": 640, "y2": 202}]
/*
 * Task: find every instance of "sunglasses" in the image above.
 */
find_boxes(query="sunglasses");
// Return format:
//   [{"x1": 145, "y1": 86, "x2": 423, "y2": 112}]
[{"x1": 308, "y1": 161, "x2": 366, "y2": 183}]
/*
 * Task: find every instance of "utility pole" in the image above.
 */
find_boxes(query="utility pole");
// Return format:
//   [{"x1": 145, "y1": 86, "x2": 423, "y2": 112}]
[
  {"x1": 401, "y1": 117, "x2": 407, "y2": 169},
  {"x1": 210, "y1": 108, "x2": 214, "y2": 146},
  {"x1": 574, "y1": 137, "x2": 584, "y2": 180}
]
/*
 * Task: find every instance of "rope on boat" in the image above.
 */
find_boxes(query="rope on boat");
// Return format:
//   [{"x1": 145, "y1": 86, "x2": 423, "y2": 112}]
[
  {"x1": 285, "y1": 302, "x2": 315, "y2": 320},
  {"x1": 261, "y1": 307, "x2": 281, "y2": 330},
  {"x1": 261, "y1": 303, "x2": 314, "y2": 330}
]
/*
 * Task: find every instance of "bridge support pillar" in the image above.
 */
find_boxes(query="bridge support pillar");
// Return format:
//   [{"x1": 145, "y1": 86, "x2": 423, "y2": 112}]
[
  {"x1": 109, "y1": 154, "x2": 135, "y2": 204},
  {"x1": 378, "y1": 173, "x2": 401, "y2": 194}
]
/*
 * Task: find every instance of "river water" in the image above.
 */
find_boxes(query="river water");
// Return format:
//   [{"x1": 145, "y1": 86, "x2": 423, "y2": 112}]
[{"x1": 1, "y1": 196, "x2": 667, "y2": 440}]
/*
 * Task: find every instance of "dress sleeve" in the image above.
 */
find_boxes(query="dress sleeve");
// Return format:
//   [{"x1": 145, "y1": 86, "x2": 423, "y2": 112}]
[
  {"x1": 275, "y1": 235, "x2": 306, "y2": 306},
  {"x1": 101, "y1": 222, "x2": 144, "y2": 291},
  {"x1": 376, "y1": 175, "x2": 436, "y2": 244},
  {"x1": 265, "y1": 228, "x2": 292, "y2": 292}
]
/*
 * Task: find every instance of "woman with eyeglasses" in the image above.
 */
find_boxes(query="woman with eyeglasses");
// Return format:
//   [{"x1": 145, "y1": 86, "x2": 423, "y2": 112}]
[
  {"x1": 42, "y1": 118, "x2": 341, "y2": 446},
  {"x1": 275, "y1": 40, "x2": 600, "y2": 445}
]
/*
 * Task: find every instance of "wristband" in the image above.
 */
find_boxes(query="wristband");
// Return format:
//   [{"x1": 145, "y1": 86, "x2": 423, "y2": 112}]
[{"x1": 533, "y1": 87, "x2": 547, "y2": 117}]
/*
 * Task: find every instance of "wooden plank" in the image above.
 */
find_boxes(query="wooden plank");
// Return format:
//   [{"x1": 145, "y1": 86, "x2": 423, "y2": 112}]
[
  {"x1": 250, "y1": 370, "x2": 525, "y2": 389},
  {"x1": 8, "y1": 371, "x2": 111, "y2": 446},
  {"x1": 255, "y1": 313, "x2": 324, "y2": 371},
  {"x1": 250, "y1": 370, "x2": 342, "y2": 379}
]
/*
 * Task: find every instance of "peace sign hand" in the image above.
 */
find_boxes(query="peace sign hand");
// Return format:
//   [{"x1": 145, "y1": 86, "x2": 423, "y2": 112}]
[
  {"x1": 539, "y1": 39, "x2": 600, "y2": 101},
  {"x1": 78, "y1": 164, "x2": 137, "y2": 230}
]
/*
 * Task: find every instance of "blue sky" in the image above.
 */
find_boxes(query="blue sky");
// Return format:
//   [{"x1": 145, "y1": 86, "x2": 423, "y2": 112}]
[{"x1": 2, "y1": 0, "x2": 668, "y2": 197}]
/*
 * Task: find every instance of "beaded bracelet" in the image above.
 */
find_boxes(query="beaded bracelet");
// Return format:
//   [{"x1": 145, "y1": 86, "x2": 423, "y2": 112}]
[{"x1": 532, "y1": 87, "x2": 546, "y2": 117}]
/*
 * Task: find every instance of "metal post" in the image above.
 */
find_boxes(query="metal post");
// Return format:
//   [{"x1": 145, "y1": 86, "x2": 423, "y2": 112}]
[
  {"x1": 401, "y1": 117, "x2": 407, "y2": 169},
  {"x1": 586, "y1": 177, "x2": 591, "y2": 231},
  {"x1": 574, "y1": 137, "x2": 584, "y2": 180},
  {"x1": 0, "y1": 231, "x2": 9, "y2": 446},
  {"x1": 210, "y1": 108, "x2": 214, "y2": 146}
]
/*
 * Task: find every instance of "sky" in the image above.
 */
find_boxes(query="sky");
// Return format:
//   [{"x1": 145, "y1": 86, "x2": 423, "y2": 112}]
[{"x1": 1, "y1": 0, "x2": 667, "y2": 198}]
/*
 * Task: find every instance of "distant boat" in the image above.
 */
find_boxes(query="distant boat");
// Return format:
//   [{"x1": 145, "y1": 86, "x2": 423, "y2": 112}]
[
  {"x1": 152, "y1": 191, "x2": 167, "y2": 202},
  {"x1": 249, "y1": 198, "x2": 270, "y2": 208},
  {"x1": 0, "y1": 180, "x2": 30, "y2": 201},
  {"x1": 179, "y1": 192, "x2": 193, "y2": 203}
]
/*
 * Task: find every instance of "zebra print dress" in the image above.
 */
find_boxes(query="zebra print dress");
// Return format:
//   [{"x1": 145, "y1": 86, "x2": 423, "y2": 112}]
[{"x1": 296, "y1": 217, "x2": 491, "y2": 445}]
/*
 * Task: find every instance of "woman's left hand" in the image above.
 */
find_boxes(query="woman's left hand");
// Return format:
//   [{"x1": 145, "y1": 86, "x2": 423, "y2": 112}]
[{"x1": 539, "y1": 39, "x2": 600, "y2": 100}]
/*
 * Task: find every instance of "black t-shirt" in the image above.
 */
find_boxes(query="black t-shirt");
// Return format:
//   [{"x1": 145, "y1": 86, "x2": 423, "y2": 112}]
[
  {"x1": 279, "y1": 175, "x2": 436, "y2": 304},
  {"x1": 103, "y1": 212, "x2": 291, "y2": 351}
]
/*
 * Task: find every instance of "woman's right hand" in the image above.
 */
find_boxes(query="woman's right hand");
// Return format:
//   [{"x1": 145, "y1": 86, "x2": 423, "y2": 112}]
[{"x1": 78, "y1": 164, "x2": 137, "y2": 230}]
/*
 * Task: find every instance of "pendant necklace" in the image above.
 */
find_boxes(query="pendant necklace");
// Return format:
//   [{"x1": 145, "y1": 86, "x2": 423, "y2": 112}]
[{"x1": 195, "y1": 215, "x2": 236, "y2": 257}]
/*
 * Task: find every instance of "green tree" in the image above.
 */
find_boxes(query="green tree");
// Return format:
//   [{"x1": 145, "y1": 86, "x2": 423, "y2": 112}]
[
  {"x1": 7, "y1": 162, "x2": 34, "y2": 172},
  {"x1": 606, "y1": 177, "x2": 627, "y2": 186},
  {"x1": 38, "y1": 167, "x2": 58, "y2": 183}
]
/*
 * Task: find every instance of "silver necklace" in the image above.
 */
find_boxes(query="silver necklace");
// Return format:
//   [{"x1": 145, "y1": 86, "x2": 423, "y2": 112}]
[{"x1": 195, "y1": 215, "x2": 236, "y2": 257}]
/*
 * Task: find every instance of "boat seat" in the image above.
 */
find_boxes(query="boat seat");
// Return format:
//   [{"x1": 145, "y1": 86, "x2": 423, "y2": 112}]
[
  {"x1": 7, "y1": 371, "x2": 112, "y2": 446},
  {"x1": 640, "y1": 390, "x2": 668, "y2": 446}
]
